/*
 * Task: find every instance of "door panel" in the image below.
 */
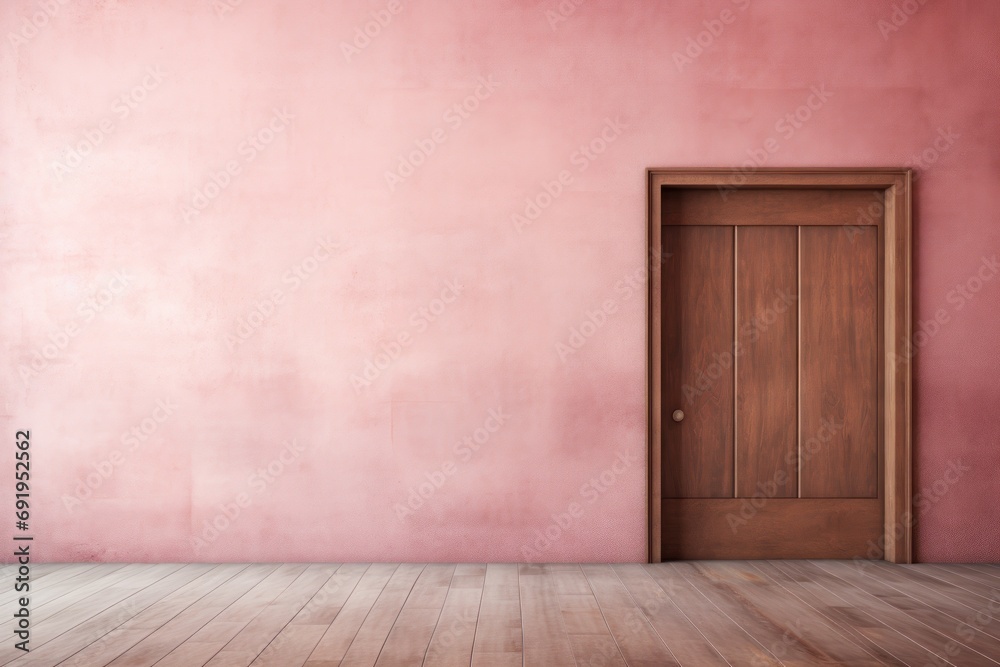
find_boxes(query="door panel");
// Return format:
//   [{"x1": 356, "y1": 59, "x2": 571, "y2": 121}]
[
  {"x1": 799, "y1": 226, "x2": 879, "y2": 498},
  {"x1": 661, "y1": 498, "x2": 882, "y2": 559},
  {"x1": 663, "y1": 188, "x2": 880, "y2": 226},
  {"x1": 660, "y1": 187, "x2": 883, "y2": 559},
  {"x1": 661, "y1": 226, "x2": 734, "y2": 499},
  {"x1": 735, "y1": 226, "x2": 798, "y2": 499}
]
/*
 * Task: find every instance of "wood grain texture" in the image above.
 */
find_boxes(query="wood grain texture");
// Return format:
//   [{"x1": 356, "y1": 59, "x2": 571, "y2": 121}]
[
  {"x1": 812, "y1": 560, "x2": 1000, "y2": 660},
  {"x1": 613, "y1": 564, "x2": 728, "y2": 666},
  {"x1": 789, "y1": 561, "x2": 995, "y2": 666},
  {"x1": 735, "y1": 225, "x2": 799, "y2": 498},
  {"x1": 663, "y1": 188, "x2": 882, "y2": 226},
  {"x1": 517, "y1": 564, "x2": 577, "y2": 667},
  {"x1": 307, "y1": 563, "x2": 399, "y2": 663},
  {"x1": 471, "y1": 563, "x2": 521, "y2": 666},
  {"x1": 374, "y1": 564, "x2": 455, "y2": 667},
  {"x1": 661, "y1": 499, "x2": 883, "y2": 559},
  {"x1": 3, "y1": 564, "x2": 228, "y2": 667},
  {"x1": 661, "y1": 224, "x2": 735, "y2": 498},
  {"x1": 581, "y1": 564, "x2": 680, "y2": 666},
  {"x1": 417, "y1": 564, "x2": 483, "y2": 666},
  {"x1": 642, "y1": 562, "x2": 782, "y2": 666},
  {"x1": 3, "y1": 562, "x2": 991, "y2": 666},
  {"x1": 800, "y1": 225, "x2": 879, "y2": 498},
  {"x1": 696, "y1": 561, "x2": 885, "y2": 666},
  {"x1": 647, "y1": 169, "x2": 912, "y2": 564}
]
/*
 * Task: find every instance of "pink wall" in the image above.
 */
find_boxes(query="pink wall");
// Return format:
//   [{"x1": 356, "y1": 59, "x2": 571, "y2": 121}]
[{"x1": 1, "y1": 0, "x2": 997, "y2": 563}]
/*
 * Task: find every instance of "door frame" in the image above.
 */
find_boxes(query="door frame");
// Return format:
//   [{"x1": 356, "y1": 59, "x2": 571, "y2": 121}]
[{"x1": 646, "y1": 168, "x2": 913, "y2": 563}]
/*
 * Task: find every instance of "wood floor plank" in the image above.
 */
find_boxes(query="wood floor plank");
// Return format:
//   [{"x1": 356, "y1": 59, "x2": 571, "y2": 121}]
[
  {"x1": 0, "y1": 564, "x2": 184, "y2": 664},
  {"x1": 946, "y1": 564, "x2": 1000, "y2": 591},
  {"x1": 613, "y1": 564, "x2": 734, "y2": 666},
  {"x1": 0, "y1": 563, "x2": 114, "y2": 611},
  {"x1": 422, "y1": 564, "x2": 485, "y2": 667},
  {"x1": 250, "y1": 624, "x2": 328, "y2": 667},
  {"x1": 337, "y1": 563, "x2": 425, "y2": 666},
  {"x1": 3, "y1": 564, "x2": 222, "y2": 667},
  {"x1": 902, "y1": 564, "x2": 1000, "y2": 604},
  {"x1": 0, "y1": 564, "x2": 133, "y2": 623},
  {"x1": 863, "y1": 562, "x2": 1000, "y2": 639},
  {"x1": 1, "y1": 560, "x2": 990, "y2": 667},
  {"x1": 291, "y1": 564, "x2": 365, "y2": 626},
  {"x1": 373, "y1": 564, "x2": 455, "y2": 666},
  {"x1": 582, "y1": 563, "x2": 680, "y2": 667},
  {"x1": 693, "y1": 561, "x2": 888, "y2": 666},
  {"x1": 543, "y1": 566, "x2": 623, "y2": 666},
  {"x1": 67, "y1": 565, "x2": 276, "y2": 667},
  {"x1": 613, "y1": 564, "x2": 728, "y2": 667},
  {"x1": 781, "y1": 561, "x2": 974, "y2": 666},
  {"x1": 156, "y1": 563, "x2": 305, "y2": 667},
  {"x1": 957, "y1": 564, "x2": 1000, "y2": 582},
  {"x1": 517, "y1": 564, "x2": 577, "y2": 667},
  {"x1": 811, "y1": 560, "x2": 1000, "y2": 666},
  {"x1": 203, "y1": 564, "x2": 339, "y2": 667},
  {"x1": 470, "y1": 563, "x2": 521, "y2": 666},
  {"x1": 305, "y1": 563, "x2": 399, "y2": 664},
  {"x1": 674, "y1": 561, "x2": 854, "y2": 666},
  {"x1": 756, "y1": 560, "x2": 925, "y2": 666},
  {"x1": 644, "y1": 563, "x2": 780, "y2": 666}
]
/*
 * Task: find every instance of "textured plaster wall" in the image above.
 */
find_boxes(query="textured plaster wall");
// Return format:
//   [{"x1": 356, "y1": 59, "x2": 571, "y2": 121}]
[{"x1": 0, "y1": 0, "x2": 997, "y2": 562}]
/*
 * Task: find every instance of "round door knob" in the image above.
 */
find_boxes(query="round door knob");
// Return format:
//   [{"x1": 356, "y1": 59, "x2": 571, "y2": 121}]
[{"x1": 672, "y1": 409, "x2": 685, "y2": 422}]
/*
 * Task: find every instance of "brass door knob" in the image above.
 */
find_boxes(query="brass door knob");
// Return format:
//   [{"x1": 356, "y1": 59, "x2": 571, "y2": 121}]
[{"x1": 672, "y1": 409, "x2": 685, "y2": 422}]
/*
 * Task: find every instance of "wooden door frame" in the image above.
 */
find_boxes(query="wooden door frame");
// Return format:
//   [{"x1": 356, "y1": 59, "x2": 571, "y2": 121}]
[{"x1": 646, "y1": 168, "x2": 913, "y2": 564}]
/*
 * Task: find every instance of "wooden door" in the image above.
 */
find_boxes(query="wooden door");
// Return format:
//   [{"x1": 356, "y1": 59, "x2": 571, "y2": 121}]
[{"x1": 659, "y1": 188, "x2": 884, "y2": 559}]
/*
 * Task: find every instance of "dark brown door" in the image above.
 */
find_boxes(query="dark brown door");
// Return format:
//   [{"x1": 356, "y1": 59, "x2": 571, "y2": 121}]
[{"x1": 660, "y1": 188, "x2": 883, "y2": 559}]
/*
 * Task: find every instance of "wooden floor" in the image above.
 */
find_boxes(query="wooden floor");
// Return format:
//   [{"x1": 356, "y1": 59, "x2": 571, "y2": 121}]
[{"x1": 2, "y1": 562, "x2": 1000, "y2": 666}]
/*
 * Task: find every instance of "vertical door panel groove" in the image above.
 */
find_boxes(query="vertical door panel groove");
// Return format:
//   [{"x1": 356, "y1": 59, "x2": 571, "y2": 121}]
[
  {"x1": 798, "y1": 225, "x2": 802, "y2": 499},
  {"x1": 733, "y1": 226, "x2": 739, "y2": 498}
]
